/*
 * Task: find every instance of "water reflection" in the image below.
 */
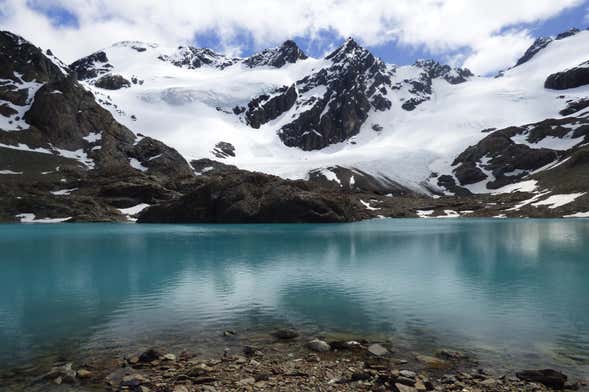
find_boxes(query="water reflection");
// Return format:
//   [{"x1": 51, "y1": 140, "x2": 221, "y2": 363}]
[{"x1": 0, "y1": 220, "x2": 588, "y2": 376}]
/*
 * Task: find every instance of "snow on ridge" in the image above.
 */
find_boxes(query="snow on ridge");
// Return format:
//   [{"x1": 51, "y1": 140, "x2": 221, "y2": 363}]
[{"x1": 76, "y1": 30, "x2": 589, "y2": 195}]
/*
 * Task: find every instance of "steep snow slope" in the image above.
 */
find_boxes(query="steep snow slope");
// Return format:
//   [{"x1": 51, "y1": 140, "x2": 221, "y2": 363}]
[{"x1": 76, "y1": 31, "x2": 589, "y2": 193}]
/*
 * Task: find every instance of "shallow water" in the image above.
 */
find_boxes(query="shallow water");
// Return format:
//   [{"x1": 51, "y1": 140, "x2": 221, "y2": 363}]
[{"x1": 0, "y1": 219, "x2": 588, "y2": 377}]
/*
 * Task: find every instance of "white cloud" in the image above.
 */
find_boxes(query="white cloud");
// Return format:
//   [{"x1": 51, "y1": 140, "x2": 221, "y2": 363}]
[
  {"x1": 463, "y1": 30, "x2": 534, "y2": 75},
  {"x1": 0, "y1": 0, "x2": 583, "y2": 73}
]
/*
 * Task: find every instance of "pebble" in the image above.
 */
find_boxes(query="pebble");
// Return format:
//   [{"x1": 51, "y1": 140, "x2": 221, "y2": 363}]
[
  {"x1": 400, "y1": 370, "x2": 417, "y2": 378},
  {"x1": 163, "y1": 353, "x2": 176, "y2": 361},
  {"x1": 306, "y1": 339, "x2": 331, "y2": 353},
  {"x1": 76, "y1": 368, "x2": 93, "y2": 379}
]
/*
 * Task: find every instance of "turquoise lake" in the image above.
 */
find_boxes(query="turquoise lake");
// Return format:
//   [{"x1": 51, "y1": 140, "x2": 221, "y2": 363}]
[{"x1": 0, "y1": 219, "x2": 588, "y2": 377}]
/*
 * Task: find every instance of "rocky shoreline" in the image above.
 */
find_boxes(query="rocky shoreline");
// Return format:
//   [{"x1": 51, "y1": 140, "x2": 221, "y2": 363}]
[{"x1": 2, "y1": 329, "x2": 586, "y2": 391}]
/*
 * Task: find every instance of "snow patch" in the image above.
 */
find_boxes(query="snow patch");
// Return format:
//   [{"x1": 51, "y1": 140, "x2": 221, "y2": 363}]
[
  {"x1": 416, "y1": 210, "x2": 434, "y2": 218},
  {"x1": 129, "y1": 158, "x2": 148, "y2": 172},
  {"x1": 564, "y1": 211, "x2": 589, "y2": 218},
  {"x1": 50, "y1": 188, "x2": 78, "y2": 196},
  {"x1": 118, "y1": 203, "x2": 150, "y2": 222},
  {"x1": 16, "y1": 213, "x2": 71, "y2": 223},
  {"x1": 83, "y1": 132, "x2": 102, "y2": 143},
  {"x1": 532, "y1": 193, "x2": 586, "y2": 209},
  {"x1": 360, "y1": 199, "x2": 380, "y2": 211}
]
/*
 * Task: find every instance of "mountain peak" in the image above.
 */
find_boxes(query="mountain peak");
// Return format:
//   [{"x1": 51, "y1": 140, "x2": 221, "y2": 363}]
[
  {"x1": 325, "y1": 37, "x2": 372, "y2": 64},
  {"x1": 244, "y1": 40, "x2": 307, "y2": 68}
]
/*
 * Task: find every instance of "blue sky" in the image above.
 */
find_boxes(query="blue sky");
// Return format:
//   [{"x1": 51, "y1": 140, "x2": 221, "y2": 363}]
[{"x1": 2, "y1": 0, "x2": 588, "y2": 74}]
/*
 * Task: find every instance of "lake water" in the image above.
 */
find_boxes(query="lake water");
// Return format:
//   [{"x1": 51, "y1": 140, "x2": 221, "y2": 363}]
[{"x1": 1, "y1": 219, "x2": 588, "y2": 377}]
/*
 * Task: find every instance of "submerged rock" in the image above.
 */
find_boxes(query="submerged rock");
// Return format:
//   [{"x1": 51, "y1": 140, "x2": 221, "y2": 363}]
[
  {"x1": 516, "y1": 369, "x2": 568, "y2": 389},
  {"x1": 41, "y1": 362, "x2": 77, "y2": 384},
  {"x1": 272, "y1": 329, "x2": 299, "y2": 340},
  {"x1": 138, "y1": 348, "x2": 162, "y2": 363},
  {"x1": 367, "y1": 343, "x2": 389, "y2": 356}
]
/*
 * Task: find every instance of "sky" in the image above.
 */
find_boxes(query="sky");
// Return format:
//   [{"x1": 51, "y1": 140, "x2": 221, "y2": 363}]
[{"x1": 0, "y1": 0, "x2": 588, "y2": 75}]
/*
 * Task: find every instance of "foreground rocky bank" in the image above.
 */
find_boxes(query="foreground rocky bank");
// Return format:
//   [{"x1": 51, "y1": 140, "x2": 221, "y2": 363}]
[{"x1": 2, "y1": 330, "x2": 586, "y2": 392}]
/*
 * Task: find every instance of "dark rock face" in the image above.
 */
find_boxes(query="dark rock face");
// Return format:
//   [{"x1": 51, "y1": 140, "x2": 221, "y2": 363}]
[
  {"x1": 555, "y1": 28, "x2": 580, "y2": 40},
  {"x1": 276, "y1": 38, "x2": 393, "y2": 150},
  {"x1": 243, "y1": 40, "x2": 307, "y2": 68},
  {"x1": 245, "y1": 84, "x2": 297, "y2": 128},
  {"x1": 130, "y1": 136, "x2": 193, "y2": 179},
  {"x1": 449, "y1": 117, "x2": 589, "y2": 192},
  {"x1": 560, "y1": 98, "x2": 589, "y2": 116},
  {"x1": 158, "y1": 46, "x2": 238, "y2": 70},
  {"x1": 515, "y1": 37, "x2": 553, "y2": 67},
  {"x1": 436, "y1": 175, "x2": 472, "y2": 197},
  {"x1": 516, "y1": 369, "x2": 567, "y2": 389},
  {"x1": 69, "y1": 50, "x2": 112, "y2": 80},
  {"x1": 398, "y1": 60, "x2": 472, "y2": 111},
  {"x1": 452, "y1": 127, "x2": 558, "y2": 189},
  {"x1": 23, "y1": 78, "x2": 135, "y2": 154},
  {"x1": 238, "y1": 39, "x2": 471, "y2": 150},
  {"x1": 211, "y1": 142, "x2": 236, "y2": 159},
  {"x1": 94, "y1": 74, "x2": 131, "y2": 90},
  {"x1": 414, "y1": 59, "x2": 473, "y2": 85},
  {"x1": 0, "y1": 31, "x2": 67, "y2": 83},
  {"x1": 545, "y1": 60, "x2": 589, "y2": 90},
  {"x1": 138, "y1": 167, "x2": 367, "y2": 223}
]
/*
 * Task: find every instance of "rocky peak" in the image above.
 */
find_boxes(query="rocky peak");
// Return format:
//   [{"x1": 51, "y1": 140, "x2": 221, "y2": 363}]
[
  {"x1": 237, "y1": 37, "x2": 395, "y2": 150},
  {"x1": 158, "y1": 46, "x2": 238, "y2": 70},
  {"x1": 70, "y1": 50, "x2": 112, "y2": 80},
  {"x1": 325, "y1": 37, "x2": 373, "y2": 65},
  {"x1": 413, "y1": 59, "x2": 473, "y2": 84},
  {"x1": 243, "y1": 40, "x2": 308, "y2": 68},
  {"x1": 1, "y1": 30, "x2": 67, "y2": 83},
  {"x1": 512, "y1": 27, "x2": 583, "y2": 70},
  {"x1": 555, "y1": 27, "x2": 580, "y2": 40},
  {"x1": 514, "y1": 37, "x2": 553, "y2": 68}
]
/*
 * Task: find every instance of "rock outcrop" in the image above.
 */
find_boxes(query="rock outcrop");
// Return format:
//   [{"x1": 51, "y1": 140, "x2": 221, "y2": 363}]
[
  {"x1": 138, "y1": 162, "x2": 368, "y2": 223},
  {"x1": 448, "y1": 116, "x2": 589, "y2": 191},
  {"x1": 545, "y1": 60, "x2": 589, "y2": 90},
  {"x1": 94, "y1": 74, "x2": 131, "y2": 90}
]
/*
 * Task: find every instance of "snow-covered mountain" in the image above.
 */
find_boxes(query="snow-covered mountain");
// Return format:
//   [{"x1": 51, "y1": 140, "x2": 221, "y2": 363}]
[
  {"x1": 2, "y1": 27, "x2": 589, "y2": 222},
  {"x1": 65, "y1": 29, "x2": 589, "y2": 198}
]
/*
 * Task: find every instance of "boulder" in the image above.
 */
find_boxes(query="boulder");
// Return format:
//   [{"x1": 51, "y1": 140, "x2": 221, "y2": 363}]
[{"x1": 545, "y1": 61, "x2": 589, "y2": 90}]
